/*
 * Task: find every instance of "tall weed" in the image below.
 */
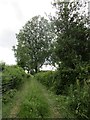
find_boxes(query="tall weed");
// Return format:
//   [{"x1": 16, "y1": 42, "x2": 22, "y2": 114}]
[{"x1": 67, "y1": 80, "x2": 90, "y2": 119}]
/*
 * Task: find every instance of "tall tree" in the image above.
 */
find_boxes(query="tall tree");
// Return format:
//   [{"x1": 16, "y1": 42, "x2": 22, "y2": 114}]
[
  {"x1": 13, "y1": 16, "x2": 53, "y2": 73},
  {"x1": 52, "y1": 0, "x2": 90, "y2": 68}
]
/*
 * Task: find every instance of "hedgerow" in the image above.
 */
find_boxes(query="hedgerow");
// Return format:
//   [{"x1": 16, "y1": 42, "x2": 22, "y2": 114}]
[
  {"x1": 35, "y1": 71, "x2": 59, "y2": 92},
  {"x1": 2, "y1": 65, "x2": 27, "y2": 92},
  {"x1": 35, "y1": 64, "x2": 90, "y2": 119},
  {"x1": 2, "y1": 64, "x2": 29, "y2": 104},
  {"x1": 35, "y1": 64, "x2": 90, "y2": 95}
]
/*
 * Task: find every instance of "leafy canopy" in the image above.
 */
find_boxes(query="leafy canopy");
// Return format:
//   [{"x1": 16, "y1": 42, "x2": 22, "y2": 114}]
[
  {"x1": 13, "y1": 16, "x2": 53, "y2": 73},
  {"x1": 52, "y1": 0, "x2": 90, "y2": 69}
]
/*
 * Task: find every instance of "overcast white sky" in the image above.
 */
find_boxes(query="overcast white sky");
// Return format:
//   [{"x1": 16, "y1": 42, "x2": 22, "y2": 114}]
[{"x1": 0, "y1": 0, "x2": 54, "y2": 67}]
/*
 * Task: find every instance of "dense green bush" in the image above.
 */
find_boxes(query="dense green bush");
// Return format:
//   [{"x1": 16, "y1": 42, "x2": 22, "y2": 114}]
[
  {"x1": 66, "y1": 80, "x2": 90, "y2": 119},
  {"x1": 0, "y1": 62, "x2": 5, "y2": 71},
  {"x1": 35, "y1": 70, "x2": 77, "y2": 94},
  {"x1": 2, "y1": 65, "x2": 29, "y2": 104},
  {"x1": 35, "y1": 71, "x2": 59, "y2": 92},
  {"x1": 75, "y1": 63, "x2": 90, "y2": 84},
  {"x1": 2, "y1": 65, "x2": 27, "y2": 92},
  {"x1": 35, "y1": 64, "x2": 90, "y2": 95},
  {"x1": 56, "y1": 63, "x2": 90, "y2": 94},
  {"x1": 2, "y1": 89, "x2": 17, "y2": 104},
  {"x1": 55, "y1": 68, "x2": 76, "y2": 94},
  {"x1": 35, "y1": 64, "x2": 90, "y2": 119}
]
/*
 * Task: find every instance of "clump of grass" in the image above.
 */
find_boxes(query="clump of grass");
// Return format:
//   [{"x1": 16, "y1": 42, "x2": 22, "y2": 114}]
[
  {"x1": 17, "y1": 79, "x2": 51, "y2": 118},
  {"x1": 18, "y1": 96, "x2": 50, "y2": 118}
]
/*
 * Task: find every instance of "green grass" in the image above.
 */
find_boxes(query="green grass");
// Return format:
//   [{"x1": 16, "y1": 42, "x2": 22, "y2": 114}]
[
  {"x1": 2, "y1": 77, "x2": 31, "y2": 118},
  {"x1": 17, "y1": 78, "x2": 51, "y2": 118},
  {"x1": 2, "y1": 75, "x2": 75, "y2": 118},
  {"x1": 16, "y1": 78, "x2": 74, "y2": 118},
  {"x1": 2, "y1": 77, "x2": 52, "y2": 118}
]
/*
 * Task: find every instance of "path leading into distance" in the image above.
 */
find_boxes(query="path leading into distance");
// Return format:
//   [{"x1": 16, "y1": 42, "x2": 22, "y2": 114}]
[{"x1": 4, "y1": 77, "x2": 62, "y2": 118}]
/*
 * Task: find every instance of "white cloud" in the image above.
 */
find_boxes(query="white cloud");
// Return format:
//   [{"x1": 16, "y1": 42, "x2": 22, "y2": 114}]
[
  {"x1": 0, "y1": 0, "x2": 53, "y2": 32},
  {"x1": 0, "y1": 30, "x2": 17, "y2": 48},
  {"x1": 0, "y1": 46, "x2": 16, "y2": 65},
  {"x1": 0, "y1": 0, "x2": 54, "y2": 66}
]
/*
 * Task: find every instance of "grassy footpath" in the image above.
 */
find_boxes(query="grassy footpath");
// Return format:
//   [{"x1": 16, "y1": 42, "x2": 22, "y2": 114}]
[
  {"x1": 17, "y1": 77, "x2": 51, "y2": 118},
  {"x1": 2, "y1": 76, "x2": 73, "y2": 118},
  {"x1": 2, "y1": 77, "x2": 31, "y2": 118}
]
